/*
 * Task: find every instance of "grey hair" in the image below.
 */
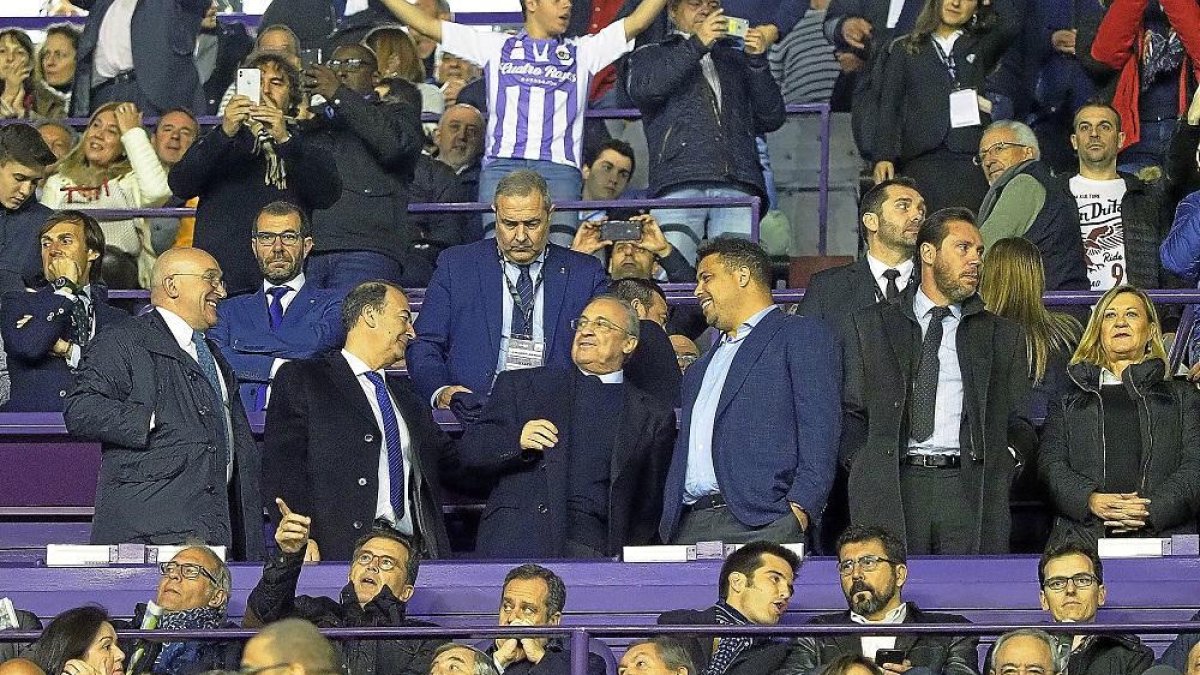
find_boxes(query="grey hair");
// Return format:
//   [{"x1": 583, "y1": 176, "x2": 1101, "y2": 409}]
[
  {"x1": 177, "y1": 545, "x2": 232, "y2": 612},
  {"x1": 493, "y1": 170, "x2": 551, "y2": 211},
  {"x1": 990, "y1": 628, "x2": 1063, "y2": 675},
  {"x1": 985, "y1": 120, "x2": 1041, "y2": 158},
  {"x1": 626, "y1": 638, "x2": 696, "y2": 675},
  {"x1": 589, "y1": 294, "x2": 641, "y2": 340},
  {"x1": 433, "y1": 644, "x2": 498, "y2": 675}
]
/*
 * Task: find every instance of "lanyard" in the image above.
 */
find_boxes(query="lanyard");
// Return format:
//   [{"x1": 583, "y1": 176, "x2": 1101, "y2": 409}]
[
  {"x1": 499, "y1": 253, "x2": 544, "y2": 333},
  {"x1": 932, "y1": 38, "x2": 959, "y2": 86}
]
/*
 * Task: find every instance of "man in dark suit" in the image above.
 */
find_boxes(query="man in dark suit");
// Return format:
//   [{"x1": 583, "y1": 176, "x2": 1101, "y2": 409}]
[
  {"x1": 2, "y1": 211, "x2": 129, "y2": 412},
  {"x1": 790, "y1": 525, "x2": 979, "y2": 674},
  {"x1": 209, "y1": 201, "x2": 343, "y2": 413},
  {"x1": 0, "y1": 124, "x2": 56, "y2": 292},
  {"x1": 799, "y1": 178, "x2": 924, "y2": 333},
  {"x1": 408, "y1": 170, "x2": 608, "y2": 423},
  {"x1": 460, "y1": 295, "x2": 675, "y2": 558},
  {"x1": 658, "y1": 541, "x2": 801, "y2": 675},
  {"x1": 264, "y1": 281, "x2": 460, "y2": 561},
  {"x1": 841, "y1": 208, "x2": 1037, "y2": 555},
  {"x1": 659, "y1": 238, "x2": 842, "y2": 545},
  {"x1": 70, "y1": 0, "x2": 209, "y2": 116},
  {"x1": 65, "y1": 248, "x2": 264, "y2": 560},
  {"x1": 609, "y1": 277, "x2": 681, "y2": 408}
]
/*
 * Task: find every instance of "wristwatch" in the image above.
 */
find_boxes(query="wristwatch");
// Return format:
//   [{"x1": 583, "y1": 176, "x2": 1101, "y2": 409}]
[{"x1": 52, "y1": 276, "x2": 79, "y2": 294}]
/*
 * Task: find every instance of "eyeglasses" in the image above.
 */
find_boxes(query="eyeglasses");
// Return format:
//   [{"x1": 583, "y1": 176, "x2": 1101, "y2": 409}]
[
  {"x1": 676, "y1": 354, "x2": 699, "y2": 366},
  {"x1": 837, "y1": 554, "x2": 897, "y2": 576},
  {"x1": 571, "y1": 317, "x2": 630, "y2": 335},
  {"x1": 1042, "y1": 573, "x2": 1098, "y2": 592},
  {"x1": 973, "y1": 141, "x2": 1029, "y2": 165},
  {"x1": 327, "y1": 58, "x2": 367, "y2": 71},
  {"x1": 158, "y1": 561, "x2": 220, "y2": 586},
  {"x1": 253, "y1": 231, "x2": 303, "y2": 246},
  {"x1": 169, "y1": 272, "x2": 226, "y2": 289},
  {"x1": 354, "y1": 552, "x2": 401, "y2": 571}
]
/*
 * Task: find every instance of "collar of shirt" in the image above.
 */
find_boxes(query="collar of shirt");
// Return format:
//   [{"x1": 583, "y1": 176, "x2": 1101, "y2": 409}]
[
  {"x1": 263, "y1": 272, "x2": 306, "y2": 296},
  {"x1": 156, "y1": 307, "x2": 199, "y2": 351},
  {"x1": 865, "y1": 254, "x2": 914, "y2": 288},
  {"x1": 913, "y1": 287, "x2": 962, "y2": 322},
  {"x1": 579, "y1": 368, "x2": 624, "y2": 384},
  {"x1": 342, "y1": 348, "x2": 383, "y2": 380},
  {"x1": 850, "y1": 602, "x2": 909, "y2": 625},
  {"x1": 1099, "y1": 368, "x2": 1122, "y2": 386},
  {"x1": 723, "y1": 305, "x2": 778, "y2": 344},
  {"x1": 501, "y1": 247, "x2": 548, "y2": 278},
  {"x1": 932, "y1": 29, "x2": 963, "y2": 55}
]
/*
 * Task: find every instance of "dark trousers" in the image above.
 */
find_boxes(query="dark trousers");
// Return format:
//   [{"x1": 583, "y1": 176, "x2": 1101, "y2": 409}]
[
  {"x1": 671, "y1": 507, "x2": 805, "y2": 545},
  {"x1": 308, "y1": 250, "x2": 404, "y2": 292},
  {"x1": 900, "y1": 464, "x2": 973, "y2": 555},
  {"x1": 900, "y1": 148, "x2": 988, "y2": 215},
  {"x1": 91, "y1": 76, "x2": 160, "y2": 116}
]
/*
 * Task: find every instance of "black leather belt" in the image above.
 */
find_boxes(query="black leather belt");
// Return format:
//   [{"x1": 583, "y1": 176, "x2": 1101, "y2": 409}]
[
  {"x1": 684, "y1": 493, "x2": 727, "y2": 512},
  {"x1": 96, "y1": 70, "x2": 137, "y2": 88},
  {"x1": 902, "y1": 453, "x2": 961, "y2": 468}
]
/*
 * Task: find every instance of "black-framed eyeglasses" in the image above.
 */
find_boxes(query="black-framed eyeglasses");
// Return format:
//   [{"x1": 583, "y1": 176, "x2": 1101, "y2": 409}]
[
  {"x1": 973, "y1": 141, "x2": 1028, "y2": 165},
  {"x1": 253, "y1": 231, "x2": 303, "y2": 246},
  {"x1": 158, "y1": 561, "x2": 219, "y2": 586},
  {"x1": 169, "y1": 272, "x2": 225, "y2": 289},
  {"x1": 1042, "y1": 573, "x2": 1098, "y2": 592},
  {"x1": 327, "y1": 58, "x2": 367, "y2": 71},
  {"x1": 676, "y1": 354, "x2": 699, "y2": 366},
  {"x1": 354, "y1": 552, "x2": 400, "y2": 571},
  {"x1": 571, "y1": 317, "x2": 630, "y2": 335},
  {"x1": 836, "y1": 554, "x2": 897, "y2": 576}
]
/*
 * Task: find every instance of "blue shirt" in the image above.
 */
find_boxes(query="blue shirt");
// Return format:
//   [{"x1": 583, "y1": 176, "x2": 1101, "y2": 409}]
[
  {"x1": 497, "y1": 248, "x2": 547, "y2": 375},
  {"x1": 908, "y1": 288, "x2": 963, "y2": 455},
  {"x1": 684, "y1": 304, "x2": 779, "y2": 502}
]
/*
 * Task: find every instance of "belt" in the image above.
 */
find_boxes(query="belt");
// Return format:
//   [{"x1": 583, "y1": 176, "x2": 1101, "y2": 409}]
[
  {"x1": 96, "y1": 70, "x2": 137, "y2": 88},
  {"x1": 902, "y1": 453, "x2": 961, "y2": 468},
  {"x1": 683, "y1": 493, "x2": 727, "y2": 513}
]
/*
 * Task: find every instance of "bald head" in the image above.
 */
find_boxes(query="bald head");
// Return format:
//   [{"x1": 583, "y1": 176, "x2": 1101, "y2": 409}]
[
  {"x1": 244, "y1": 619, "x2": 341, "y2": 675},
  {"x1": 0, "y1": 659, "x2": 47, "y2": 675},
  {"x1": 150, "y1": 248, "x2": 227, "y2": 330}
]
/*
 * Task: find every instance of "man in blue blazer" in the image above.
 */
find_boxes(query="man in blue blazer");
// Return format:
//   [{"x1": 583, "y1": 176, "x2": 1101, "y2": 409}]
[
  {"x1": 407, "y1": 170, "x2": 608, "y2": 421},
  {"x1": 1, "y1": 211, "x2": 128, "y2": 412},
  {"x1": 660, "y1": 238, "x2": 842, "y2": 545},
  {"x1": 209, "y1": 202, "x2": 344, "y2": 412}
]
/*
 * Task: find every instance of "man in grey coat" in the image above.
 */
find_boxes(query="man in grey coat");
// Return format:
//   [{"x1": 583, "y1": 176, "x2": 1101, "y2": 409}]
[{"x1": 65, "y1": 248, "x2": 264, "y2": 560}]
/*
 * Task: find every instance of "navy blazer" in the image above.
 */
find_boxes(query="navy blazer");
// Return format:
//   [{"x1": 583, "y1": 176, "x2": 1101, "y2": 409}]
[
  {"x1": 407, "y1": 241, "x2": 608, "y2": 402},
  {"x1": 209, "y1": 282, "x2": 345, "y2": 412},
  {"x1": 0, "y1": 285, "x2": 128, "y2": 412},
  {"x1": 659, "y1": 308, "x2": 843, "y2": 541}
]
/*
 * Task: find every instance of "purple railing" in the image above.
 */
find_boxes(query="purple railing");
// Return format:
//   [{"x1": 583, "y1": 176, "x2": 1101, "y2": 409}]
[{"x1": 1, "y1": 12, "x2": 529, "y2": 31}]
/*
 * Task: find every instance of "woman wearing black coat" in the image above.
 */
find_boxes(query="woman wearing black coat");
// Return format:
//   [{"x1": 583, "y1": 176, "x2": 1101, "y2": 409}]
[{"x1": 1039, "y1": 285, "x2": 1200, "y2": 540}]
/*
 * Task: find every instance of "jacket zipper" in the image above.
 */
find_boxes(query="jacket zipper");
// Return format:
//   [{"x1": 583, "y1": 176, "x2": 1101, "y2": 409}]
[{"x1": 1130, "y1": 385, "x2": 1153, "y2": 494}]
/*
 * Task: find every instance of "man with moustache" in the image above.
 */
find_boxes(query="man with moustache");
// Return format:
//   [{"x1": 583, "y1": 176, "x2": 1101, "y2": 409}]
[
  {"x1": 65, "y1": 248, "x2": 264, "y2": 559},
  {"x1": 841, "y1": 209, "x2": 1036, "y2": 554},
  {"x1": 431, "y1": 104, "x2": 484, "y2": 197},
  {"x1": 209, "y1": 201, "x2": 344, "y2": 412},
  {"x1": 790, "y1": 525, "x2": 979, "y2": 674}
]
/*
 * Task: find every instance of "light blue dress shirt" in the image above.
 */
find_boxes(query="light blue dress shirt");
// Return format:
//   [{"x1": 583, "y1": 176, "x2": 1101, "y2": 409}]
[
  {"x1": 497, "y1": 248, "x2": 547, "y2": 375},
  {"x1": 683, "y1": 304, "x2": 779, "y2": 502},
  {"x1": 907, "y1": 288, "x2": 964, "y2": 456}
]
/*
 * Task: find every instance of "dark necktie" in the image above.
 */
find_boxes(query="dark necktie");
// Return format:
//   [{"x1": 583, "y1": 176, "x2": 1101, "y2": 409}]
[
  {"x1": 882, "y1": 269, "x2": 901, "y2": 304},
  {"x1": 910, "y1": 306, "x2": 952, "y2": 442},
  {"x1": 191, "y1": 330, "x2": 233, "y2": 466},
  {"x1": 266, "y1": 285, "x2": 293, "y2": 332},
  {"x1": 364, "y1": 371, "x2": 406, "y2": 521},
  {"x1": 71, "y1": 290, "x2": 93, "y2": 347},
  {"x1": 510, "y1": 264, "x2": 534, "y2": 337}
]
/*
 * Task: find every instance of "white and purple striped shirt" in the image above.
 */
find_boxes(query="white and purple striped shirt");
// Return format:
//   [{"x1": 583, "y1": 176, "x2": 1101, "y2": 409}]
[{"x1": 441, "y1": 20, "x2": 631, "y2": 169}]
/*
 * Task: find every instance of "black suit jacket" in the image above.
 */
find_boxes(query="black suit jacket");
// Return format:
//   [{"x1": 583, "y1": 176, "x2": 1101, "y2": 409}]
[
  {"x1": 799, "y1": 258, "x2": 915, "y2": 335},
  {"x1": 657, "y1": 607, "x2": 796, "y2": 675},
  {"x1": 263, "y1": 354, "x2": 460, "y2": 560},
  {"x1": 459, "y1": 366, "x2": 676, "y2": 558},
  {"x1": 840, "y1": 288, "x2": 1037, "y2": 553},
  {"x1": 624, "y1": 319, "x2": 682, "y2": 409}
]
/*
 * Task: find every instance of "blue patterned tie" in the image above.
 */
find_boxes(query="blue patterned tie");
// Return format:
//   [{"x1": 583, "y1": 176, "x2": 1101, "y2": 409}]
[
  {"x1": 510, "y1": 264, "x2": 534, "y2": 337},
  {"x1": 192, "y1": 331, "x2": 232, "y2": 466},
  {"x1": 910, "y1": 306, "x2": 951, "y2": 442},
  {"x1": 266, "y1": 285, "x2": 292, "y2": 332},
  {"x1": 364, "y1": 371, "x2": 405, "y2": 520}
]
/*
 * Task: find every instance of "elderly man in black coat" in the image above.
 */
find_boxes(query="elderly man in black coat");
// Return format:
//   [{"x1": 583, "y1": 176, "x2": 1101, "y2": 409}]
[{"x1": 64, "y1": 248, "x2": 264, "y2": 560}]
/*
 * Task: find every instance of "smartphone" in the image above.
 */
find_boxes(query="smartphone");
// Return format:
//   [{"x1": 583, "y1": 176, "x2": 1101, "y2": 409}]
[
  {"x1": 875, "y1": 649, "x2": 906, "y2": 667},
  {"x1": 300, "y1": 48, "x2": 323, "y2": 70},
  {"x1": 600, "y1": 220, "x2": 642, "y2": 242},
  {"x1": 726, "y1": 16, "x2": 750, "y2": 39},
  {"x1": 236, "y1": 68, "x2": 262, "y2": 105}
]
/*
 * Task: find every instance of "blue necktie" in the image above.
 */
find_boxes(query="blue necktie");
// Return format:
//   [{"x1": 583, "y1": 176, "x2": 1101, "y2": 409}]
[
  {"x1": 510, "y1": 264, "x2": 534, "y2": 337},
  {"x1": 364, "y1": 371, "x2": 406, "y2": 520},
  {"x1": 192, "y1": 331, "x2": 233, "y2": 466},
  {"x1": 266, "y1": 285, "x2": 292, "y2": 332}
]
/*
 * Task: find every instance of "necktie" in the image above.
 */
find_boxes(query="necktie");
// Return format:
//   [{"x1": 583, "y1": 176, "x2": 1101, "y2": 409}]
[
  {"x1": 882, "y1": 269, "x2": 901, "y2": 304},
  {"x1": 910, "y1": 306, "x2": 952, "y2": 442},
  {"x1": 71, "y1": 291, "x2": 93, "y2": 346},
  {"x1": 266, "y1": 285, "x2": 293, "y2": 332},
  {"x1": 192, "y1": 330, "x2": 233, "y2": 467},
  {"x1": 364, "y1": 371, "x2": 406, "y2": 521},
  {"x1": 510, "y1": 264, "x2": 534, "y2": 337}
]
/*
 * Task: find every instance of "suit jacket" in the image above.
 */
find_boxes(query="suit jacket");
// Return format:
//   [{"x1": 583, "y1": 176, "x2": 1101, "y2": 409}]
[
  {"x1": 71, "y1": 0, "x2": 209, "y2": 115},
  {"x1": 64, "y1": 309, "x2": 264, "y2": 560},
  {"x1": 1, "y1": 285, "x2": 129, "y2": 412},
  {"x1": 840, "y1": 288, "x2": 1037, "y2": 553},
  {"x1": 659, "y1": 308, "x2": 842, "y2": 541},
  {"x1": 263, "y1": 354, "x2": 460, "y2": 560},
  {"x1": 407, "y1": 241, "x2": 608, "y2": 402},
  {"x1": 657, "y1": 607, "x2": 796, "y2": 675},
  {"x1": 459, "y1": 366, "x2": 676, "y2": 558},
  {"x1": 624, "y1": 319, "x2": 683, "y2": 409},
  {"x1": 209, "y1": 282, "x2": 345, "y2": 412},
  {"x1": 0, "y1": 200, "x2": 52, "y2": 292},
  {"x1": 791, "y1": 604, "x2": 980, "y2": 675},
  {"x1": 798, "y1": 258, "x2": 916, "y2": 335}
]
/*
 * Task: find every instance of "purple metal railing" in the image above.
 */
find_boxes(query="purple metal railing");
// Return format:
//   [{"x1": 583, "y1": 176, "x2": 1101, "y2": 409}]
[{"x1": 0, "y1": 12, "x2": 529, "y2": 30}]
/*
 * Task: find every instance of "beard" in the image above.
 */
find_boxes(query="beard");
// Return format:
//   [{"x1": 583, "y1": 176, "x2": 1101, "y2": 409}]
[
  {"x1": 932, "y1": 260, "x2": 977, "y2": 303},
  {"x1": 847, "y1": 579, "x2": 897, "y2": 617}
]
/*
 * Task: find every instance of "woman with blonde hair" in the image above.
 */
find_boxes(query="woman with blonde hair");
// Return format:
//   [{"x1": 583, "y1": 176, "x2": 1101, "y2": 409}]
[
  {"x1": 1039, "y1": 284, "x2": 1200, "y2": 540},
  {"x1": 40, "y1": 101, "x2": 171, "y2": 288},
  {"x1": 979, "y1": 237, "x2": 1081, "y2": 417},
  {"x1": 365, "y1": 26, "x2": 444, "y2": 124}
]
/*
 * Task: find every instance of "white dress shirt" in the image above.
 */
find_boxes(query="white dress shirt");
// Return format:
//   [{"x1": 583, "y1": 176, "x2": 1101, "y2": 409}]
[
  {"x1": 865, "y1": 254, "x2": 914, "y2": 299},
  {"x1": 850, "y1": 603, "x2": 909, "y2": 660},
  {"x1": 94, "y1": 0, "x2": 138, "y2": 79},
  {"x1": 264, "y1": 273, "x2": 307, "y2": 386}
]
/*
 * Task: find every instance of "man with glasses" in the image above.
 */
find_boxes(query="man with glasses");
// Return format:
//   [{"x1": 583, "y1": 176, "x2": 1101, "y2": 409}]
[
  {"x1": 240, "y1": 618, "x2": 344, "y2": 675},
  {"x1": 790, "y1": 525, "x2": 978, "y2": 674},
  {"x1": 209, "y1": 201, "x2": 344, "y2": 413},
  {"x1": 975, "y1": 120, "x2": 1089, "y2": 291},
  {"x1": 988, "y1": 629, "x2": 1062, "y2": 675},
  {"x1": 66, "y1": 248, "x2": 265, "y2": 560},
  {"x1": 247, "y1": 511, "x2": 445, "y2": 675},
  {"x1": 1037, "y1": 538, "x2": 1152, "y2": 675},
  {"x1": 263, "y1": 281, "x2": 461, "y2": 561},
  {"x1": 459, "y1": 295, "x2": 675, "y2": 558}
]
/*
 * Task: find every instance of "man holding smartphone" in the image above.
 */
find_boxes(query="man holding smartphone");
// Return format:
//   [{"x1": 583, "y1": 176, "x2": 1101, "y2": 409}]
[{"x1": 791, "y1": 525, "x2": 980, "y2": 675}]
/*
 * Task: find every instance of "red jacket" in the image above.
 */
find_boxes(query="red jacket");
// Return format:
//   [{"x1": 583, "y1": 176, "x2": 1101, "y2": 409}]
[{"x1": 1091, "y1": 0, "x2": 1200, "y2": 149}]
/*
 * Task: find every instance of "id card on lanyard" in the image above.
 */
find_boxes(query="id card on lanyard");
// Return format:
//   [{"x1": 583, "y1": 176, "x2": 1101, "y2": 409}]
[
  {"x1": 501, "y1": 257, "x2": 546, "y2": 372},
  {"x1": 933, "y1": 39, "x2": 981, "y2": 129}
]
